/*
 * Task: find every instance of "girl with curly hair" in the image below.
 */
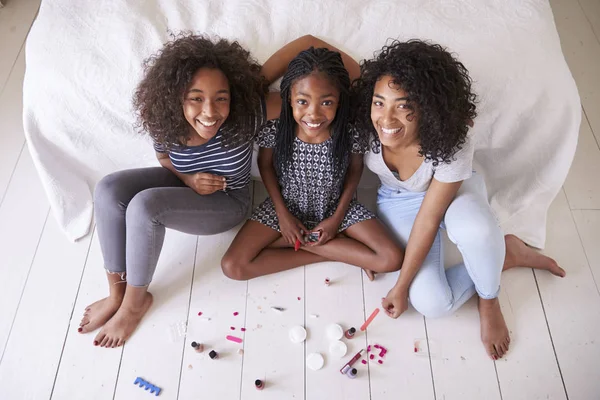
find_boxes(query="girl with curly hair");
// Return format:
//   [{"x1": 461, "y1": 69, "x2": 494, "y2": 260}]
[
  {"x1": 353, "y1": 40, "x2": 565, "y2": 360},
  {"x1": 221, "y1": 47, "x2": 403, "y2": 281},
  {"x1": 78, "y1": 33, "x2": 344, "y2": 348}
]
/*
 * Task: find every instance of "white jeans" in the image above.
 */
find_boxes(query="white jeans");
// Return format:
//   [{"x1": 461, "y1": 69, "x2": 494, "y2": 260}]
[{"x1": 377, "y1": 174, "x2": 505, "y2": 318}]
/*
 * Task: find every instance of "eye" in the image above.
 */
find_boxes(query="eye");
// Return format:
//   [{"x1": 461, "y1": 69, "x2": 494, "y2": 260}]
[
  {"x1": 398, "y1": 104, "x2": 408, "y2": 109},
  {"x1": 296, "y1": 99, "x2": 307, "y2": 105},
  {"x1": 372, "y1": 100, "x2": 383, "y2": 107},
  {"x1": 217, "y1": 97, "x2": 229, "y2": 102},
  {"x1": 190, "y1": 97, "x2": 202, "y2": 102},
  {"x1": 322, "y1": 100, "x2": 334, "y2": 106}
]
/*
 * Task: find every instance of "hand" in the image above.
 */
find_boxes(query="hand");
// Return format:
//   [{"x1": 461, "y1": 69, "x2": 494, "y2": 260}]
[
  {"x1": 381, "y1": 285, "x2": 409, "y2": 319},
  {"x1": 277, "y1": 210, "x2": 308, "y2": 246},
  {"x1": 184, "y1": 173, "x2": 226, "y2": 195},
  {"x1": 310, "y1": 215, "x2": 342, "y2": 246}
]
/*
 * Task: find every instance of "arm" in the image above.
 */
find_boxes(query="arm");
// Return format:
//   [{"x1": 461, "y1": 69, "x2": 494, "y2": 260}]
[
  {"x1": 313, "y1": 153, "x2": 364, "y2": 245},
  {"x1": 261, "y1": 35, "x2": 360, "y2": 85},
  {"x1": 156, "y1": 152, "x2": 225, "y2": 194},
  {"x1": 382, "y1": 178, "x2": 462, "y2": 317},
  {"x1": 258, "y1": 147, "x2": 307, "y2": 244}
]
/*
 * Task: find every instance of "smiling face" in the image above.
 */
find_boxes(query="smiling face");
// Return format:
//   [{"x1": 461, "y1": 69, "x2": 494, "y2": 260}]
[
  {"x1": 370, "y1": 75, "x2": 419, "y2": 148},
  {"x1": 182, "y1": 68, "x2": 230, "y2": 145},
  {"x1": 290, "y1": 72, "x2": 340, "y2": 143}
]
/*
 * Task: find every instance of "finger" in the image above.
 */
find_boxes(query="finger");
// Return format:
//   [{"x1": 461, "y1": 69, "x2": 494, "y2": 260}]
[
  {"x1": 195, "y1": 180, "x2": 228, "y2": 188},
  {"x1": 196, "y1": 173, "x2": 227, "y2": 182},
  {"x1": 298, "y1": 223, "x2": 309, "y2": 235},
  {"x1": 286, "y1": 233, "x2": 295, "y2": 246},
  {"x1": 381, "y1": 297, "x2": 393, "y2": 313},
  {"x1": 293, "y1": 230, "x2": 305, "y2": 245}
]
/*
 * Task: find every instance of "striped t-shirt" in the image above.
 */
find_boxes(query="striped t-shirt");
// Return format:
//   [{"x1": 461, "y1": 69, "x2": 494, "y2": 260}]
[
  {"x1": 155, "y1": 134, "x2": 253, "y2": 191},
  {"x1": 154, "y1": 98, "x2": 266, "y2": 192}
]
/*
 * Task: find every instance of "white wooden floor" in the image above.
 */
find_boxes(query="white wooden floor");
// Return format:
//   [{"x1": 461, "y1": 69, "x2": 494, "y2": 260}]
[{"x1": 1, "y1": 0, "x2": 600, "y2": 399}]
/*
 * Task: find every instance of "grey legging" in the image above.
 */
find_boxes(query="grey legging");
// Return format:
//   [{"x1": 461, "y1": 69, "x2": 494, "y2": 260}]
[{"x1": 94, "y1": 167, "x2": 251, "y2": 286}]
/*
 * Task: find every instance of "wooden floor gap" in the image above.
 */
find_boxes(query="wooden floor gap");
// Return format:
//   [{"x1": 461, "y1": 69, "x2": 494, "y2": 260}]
[
  {"x1": 175, "y1": 235, "x2": 200, "y2": 400},
  {"x1": 532, "y1": 269, "x2": 570, "y2": 400}
]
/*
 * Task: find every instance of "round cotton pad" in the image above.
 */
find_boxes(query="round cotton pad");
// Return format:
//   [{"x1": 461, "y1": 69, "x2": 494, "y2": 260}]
[
  {"x1": 306, "y1": 352, "x2": 325, "y2": 370},
  {"x1": 289, "y1": 325, "x2": 307, "y2": 343},
  {"x1": 329, "y1": 340, "x2": 348, "y2": 358},
  {"x1": 326, "y1": 323, "x2": 344, "y2": 341}
]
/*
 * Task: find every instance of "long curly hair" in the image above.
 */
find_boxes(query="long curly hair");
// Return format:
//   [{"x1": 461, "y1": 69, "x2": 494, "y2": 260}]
[
  {"x1": 275, "y1": 47, "x2": 352, "y2": 178},
  {"x1": 133, "y1": 32, "x2": 267, "y2": 149},
  {"x1": 352, "y1": 39, "x2": 477, "y2": 166}
]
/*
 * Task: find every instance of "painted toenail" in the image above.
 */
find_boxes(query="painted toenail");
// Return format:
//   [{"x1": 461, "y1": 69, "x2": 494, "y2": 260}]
[
  {"x1": 78, "y1": 328, "x2": 82, "y2": 332},
  {"x1": 94, "y1": 341, "x2": 99, "y2": 346}
]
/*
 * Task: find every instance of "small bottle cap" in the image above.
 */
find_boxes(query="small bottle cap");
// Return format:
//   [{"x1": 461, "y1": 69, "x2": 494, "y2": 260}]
[
  {"x1": 255, "y1": 379, "x2": 263, "y2": 386},
  {"x1": 191, "y1": 341, "x2": 198, "y2": 348},
  {"x1": 209, "y1": 350, "x2": 218, "y2": 359},
  {"x1": 349, "y1": 327, "x2": 356, "y2": 334}
]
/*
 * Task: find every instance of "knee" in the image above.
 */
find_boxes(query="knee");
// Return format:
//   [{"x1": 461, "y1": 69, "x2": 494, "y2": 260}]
[
  {"x1": 126, "y1": 191, "x2": 159, "y2": 222},
  {"x1": 376, "y1": 245, "x2": 404, "y2": 273},
  {"x1": 221, "y1": 252, "x2": 250, "y2": 281},
  {"x1": 94, "y1": 172, "x2": 127, "y2": 209},
  {"x1": 409, "y1": 286, "x2": 453, "y2": 319},
  {"x1": 447, "y1": 214, "x2": 503, "y2": 249},
  {"x1": 446, "y1": 197, "x2": 503, "y2": 246}
]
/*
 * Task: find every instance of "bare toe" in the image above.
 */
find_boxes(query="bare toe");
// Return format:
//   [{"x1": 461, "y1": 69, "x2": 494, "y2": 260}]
[
  {"x1": 504, "y1": 234, "x2": 565, "y2": 277},
  {"x1": 79, "y1": 297, "x2": 123, "y2": 334},
  {"x1": 92, "y1": 292, "x2": 153, "y2": 349},
  {"x1": 94, "y1": 332, "x2": 105, "y2": 346}
]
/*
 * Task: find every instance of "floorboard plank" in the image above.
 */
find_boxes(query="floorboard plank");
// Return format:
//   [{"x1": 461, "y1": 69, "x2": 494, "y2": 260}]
[
  {"x1": 362, "y1": 271, "x2": 435, "y2": 400},
  {"x1": 0, "y1": 0, "x2": 40, "y2": 92},
  {"x1": 51, "y1": 233, "x2": 123, "y2": 400},
  {"x1": 304, "y1": 262, "x2": 371, "y2": 400},
  {"x1": 0, "y1": 148, "x2": 49, "y2": 359},
  {"x1": 240, "y1": 267, "x2": 306, "y2": 399},
  {"x1": 178, "y1": 227, "x2": 248, "y2": 400},
  {"x1": 113, "y1": 230, "x2": 197, "y2": 400}
]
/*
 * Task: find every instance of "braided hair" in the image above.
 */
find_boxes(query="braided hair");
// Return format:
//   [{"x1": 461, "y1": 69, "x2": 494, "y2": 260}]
[{"x1": 275, "y1": 47, "x2": 352, "y2": 178}]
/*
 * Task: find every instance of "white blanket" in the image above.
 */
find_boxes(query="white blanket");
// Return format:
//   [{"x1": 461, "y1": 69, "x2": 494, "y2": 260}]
[{"x1": 23, "y1": 0, "x2": 580, "y2": 247}]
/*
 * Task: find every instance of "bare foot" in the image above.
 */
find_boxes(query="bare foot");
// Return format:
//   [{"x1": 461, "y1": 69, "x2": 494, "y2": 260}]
[
  {"x1": 503, "y1": 234, "x2": 565, "y2": 277},
  {"x1": 93, "y1": 292, "x2": 153, "y2": 348},
  {"x1": 363, "y1": 269, "x2": 376, "y2": 281},
  {"x1": 478, "y1": 297, "x2": 510, "y2": 360},
  {"x1": 79, "y1": 297, "x2": 123, "y2": 334}
]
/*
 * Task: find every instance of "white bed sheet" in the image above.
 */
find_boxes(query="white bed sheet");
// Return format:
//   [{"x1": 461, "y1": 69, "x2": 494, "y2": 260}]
[{"x1": 23, "y1": 0, "x2": 580, "y2": 247}]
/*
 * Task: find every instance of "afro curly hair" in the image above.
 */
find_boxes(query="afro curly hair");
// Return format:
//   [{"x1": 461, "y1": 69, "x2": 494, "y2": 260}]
[
  {"x1": 352, "y1": 39, "x2": 477, "y2": 166},
  {"x1": 133, "y1": 32, "x2": 268, "y2": 150}
]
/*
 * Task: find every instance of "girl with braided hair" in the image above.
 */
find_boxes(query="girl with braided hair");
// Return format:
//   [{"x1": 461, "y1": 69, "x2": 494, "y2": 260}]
[{"x1": 222, "y1": 47, "x2": 403, "y2": 280}]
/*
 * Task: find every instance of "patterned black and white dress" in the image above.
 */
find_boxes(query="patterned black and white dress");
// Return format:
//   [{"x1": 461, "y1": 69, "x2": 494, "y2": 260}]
[{"x1": 250, "y1": 119, "x2": 376, "y2": 232}]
